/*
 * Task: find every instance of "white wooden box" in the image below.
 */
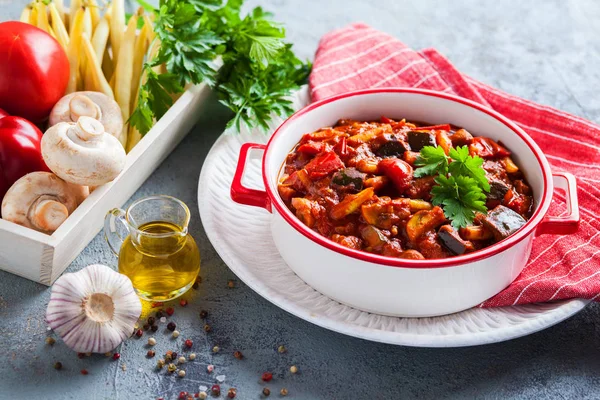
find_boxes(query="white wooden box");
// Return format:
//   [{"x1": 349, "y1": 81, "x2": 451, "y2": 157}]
[{"x1": 0, "y1": 84, "x2": 211, "y2": 285}]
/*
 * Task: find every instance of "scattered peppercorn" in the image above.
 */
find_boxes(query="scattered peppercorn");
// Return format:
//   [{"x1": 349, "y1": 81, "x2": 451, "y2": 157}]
[
  {"x1": 171, "y1": 352, "x2": 178, "y2": 360},
  {"x1": 227, "y1": 280, "x2": 235, "y2": 288},
  {"x1": 165, "y1": 350, "x2": 173, "y2": 361},
  {"x1": 81, "y1": 369, "x2": 89, "y2": 375},
  {"x1": 112, "y1": 353, "x2": 121, "y2": 361},
  {"x1": 290, "y1": 365, "x2": 298, "y2": 374},
  {"x1": 179, "y1": 299, "x2": 188, "y2": 307},
  {"x1": 185, "y1": 339, "x2": 193, "y2": 348},
  {"x1": 77, "y1": 352, "x2": 86, "y2": 359},
  {"x1": 277, "y1": 345, "x2": 286, "y2": 354},
  {"x1": 178, "y1": 369, "x2": 186, "y2": 378},
  {"x1": 204, "y1": 324, "x2": 211, "y2": 332},
  {"x1": 85, "y1": 352, "x2": 92, "y2": 357},
  {"x1": 280, "y1": 388, "x2": 288, "y2": 396},
  {"x1": 167, "y1": 322, "x2": 176, "y2": 331},
  {"x1": 261, "y1": 372, "x2": 273, "y2": 382},
  {"x1": 148, "y1": 337, "x2": 157, "y2": 346},
  {"x1": 179, "y1": 392, "x2": 188, "y2": 399},
  {"x1": 143, "y1": 324, "x2": 150, "y2": 331},
  {"x1": 178, "y1": 356, "x2": 186, "y2": 364},
  {"x1": 135, "y1": 329, "x2": 143, "y2": 338},
  {"x1": 199, "y1": 310, "x2": 208, "y2": 319},
  {"x1": 147, "y1": 350, "x2": 155, "y2": 358},
  {"x1": 53, "y1": 362, "x2": 62, "y2": 370},
  {"x1": 189, "y1": 353, "x2": 196, "y2": 360},
  {"x1": 233, "y1": 351, "x2": 243, "y2": 360},
  {"x1": 167, "y1": 363, "x2": 177, "y2": 373},
  {"x1": 212, "y1": 345, "x2": 220, "y2": 353},
  {"x1": 211, "y1": 385, "x2": 221, "y2": 396},
  {"x1": 147, "y1": 316, "x2": 156, "y2": 325},
  {"x1": 172, "y1": 330, "x2": 180, "y2": 338},
  {"x1": 207, "y1": 364, "x2": 214, "y2": 373},
  {"x1": 151, "y1": 325, "x2": 159, "y2": 332},
  {"x1": 155, "y1": 310, "x2": 165, "y2": 319},
  {"x1": 227, "y1": 388, "x2": 237, "y2": 398},
  {"x1": 198, "y1": 392, "x2": 207, "y2": 400},
  {"x1": 166, "y1": 307, "x2": 175, "y2": 316},
  {"x1": 104, "y1": 352, "x2": 112, "y2": 357},
  {"x1": 262, "y1": 388, "x2": 270, "y2": 397},
  {"x1": 156, "y1": 359, "x2": 165, "y2": 369},
  {"x1": 45, "y1": 337, "x2": 56, "y2": 345}
]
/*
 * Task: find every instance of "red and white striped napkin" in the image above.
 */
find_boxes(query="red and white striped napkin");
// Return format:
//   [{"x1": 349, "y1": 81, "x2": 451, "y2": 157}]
[{"x1": 309, "y1": 23, "x2": 600, "y2": 307}]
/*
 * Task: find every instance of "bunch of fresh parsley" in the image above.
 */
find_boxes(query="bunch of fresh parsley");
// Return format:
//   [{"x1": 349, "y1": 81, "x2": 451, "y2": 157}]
[
  {"x1": 414, "y1": 146, "x2": 490, "y2": 228},
  {"x1": 130, "y1": 0, "x2": 311, "y2": 135}
]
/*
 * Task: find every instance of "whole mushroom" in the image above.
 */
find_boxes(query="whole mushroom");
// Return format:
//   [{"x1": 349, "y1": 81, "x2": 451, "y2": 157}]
[
  {"x1": 49, "y1": 91, "x2": 123, "y2": 139},
  {"x1": 1, "y1": 172, "x2": 89, "y2": 234},
  {"x1": 42, "y1": 116, "x2": 126, "y2": 186}
]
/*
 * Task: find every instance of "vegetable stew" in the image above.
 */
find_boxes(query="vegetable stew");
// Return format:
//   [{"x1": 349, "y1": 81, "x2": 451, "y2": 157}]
[{"x1": 277, "y1": 117, "x2": 534, "y2": 260}]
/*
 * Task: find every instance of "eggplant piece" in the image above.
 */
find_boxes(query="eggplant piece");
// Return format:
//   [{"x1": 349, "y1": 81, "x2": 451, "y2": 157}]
[
  {"x1": 408, "y1": 131, "x2": 436, "y2": 151},
  {"x1": 487, "y1": 179, "x2": 510, "y2": 201},
  {"x1": 331, "y1": 168, "x2": 366, "y2": 191},
  {"x1": 481, "y1": 205, "x2": 527, "y2": 241},
  {"x1": 438, "y1": 225, "x2": 475, "y2": 255},
  {"x1": 376, "y1": 139, "x2": 409, "y2": 157}
]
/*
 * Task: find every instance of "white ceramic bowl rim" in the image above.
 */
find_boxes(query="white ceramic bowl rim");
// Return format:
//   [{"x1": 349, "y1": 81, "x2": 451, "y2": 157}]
[{"x1": 262, "y1": 88, "x2": 553, "y2": 269}]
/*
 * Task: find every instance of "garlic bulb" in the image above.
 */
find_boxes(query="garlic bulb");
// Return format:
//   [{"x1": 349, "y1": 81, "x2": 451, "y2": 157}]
[{"x1": 46, "y1": 264, "x2": 142, "y2": 353}]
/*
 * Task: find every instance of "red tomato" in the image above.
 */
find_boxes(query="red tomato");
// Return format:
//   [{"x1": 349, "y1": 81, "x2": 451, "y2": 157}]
[
  {"x1": 0, "y1": 22, "x2": 69, "y2": 123},
  {"x1": 469, "y1": 137, "x2": 511, "y2": 159},
  {"x1": 304, "y1": 150, "x2": 344, "y2": 180},
  {"x1": 378, "y1": 158, "x2": 413, "y2": 192}
]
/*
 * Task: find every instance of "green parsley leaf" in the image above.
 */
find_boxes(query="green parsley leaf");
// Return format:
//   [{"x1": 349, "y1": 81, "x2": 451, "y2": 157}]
[
  {"x1": 414, "y1": 146, "x2": 448, "y2": 178},
  {"x1": 448, "y1": 146, "x2": 490, "y2": 192},
  {"x1": 432, "y1": 175, "x2": 487, "y2": 229}
]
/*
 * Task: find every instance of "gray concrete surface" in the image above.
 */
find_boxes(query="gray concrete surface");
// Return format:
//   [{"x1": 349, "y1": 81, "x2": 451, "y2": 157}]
[{"x1": 1, "y1": 0, "x2": 600, "y2": 399}]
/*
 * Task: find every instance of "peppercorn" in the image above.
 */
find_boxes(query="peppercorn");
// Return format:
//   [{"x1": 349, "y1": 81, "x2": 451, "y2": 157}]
[
  {"x1": 198, "y1": 392, "x2": 207, "y2": 400},
  {"x1": 85, "y1": 352, "x2": 92, "y2": 357},
  {"x1": 166, "y1": 307, "x2": 175, "y2": 316},
  {"x1": 104, "y1": 352, "x2": 112, "y2": 357},
  {"x1": 233, "y1": 350, "x2": 243, "y2": 360},
  {"x1": 212, "y1": 346, "x2": 220, "y2": 353},
  {"x1": 227, "y1": 388, "x2": 236, "y2": 398},
  {"x1": 211, "y1": 385, "x2": 220, "y2": 396},
  {"x1": 172, "y1": 330, "x2": 180, "y2": 338},
  {"x1": 227, "y1": 280, "x2": 235, "y2": 288},
  {"x1": 167, "y1": 363, "x2": 177, "y2": 373},
  {"x1": 165, "y1": 350, "x2": 173, "y2": 361},
  {"x1": 155, "y1": 310, "x2": 165, "y2": 319},
  {"x1": 81, "y1": 369, "x2": 89, "y2": 375},
  {"x1": 179, "y1": 299, "x2": 188, "y2": 307},
  {"x1": 207, "y1": 364, "x2": 214, "y2": 373},
  {"x1": 112, "y1": 353, "x2": 121, "y2": 361},
  {"x1": 156, "y1": 359, "x2": 165, "y2": 369},
  {"x1": 261, "y1": 372, "x2": 273, "y2": 382},
  {"x1": 277, "y1": 345, "x2": 286, "y2": 354},
  {"x1": 147, "y1": 350, "x2": 155, "y2": 358},
  {"x1": 185, "y1": 339, "x2": 193, "y2": 348},
  {"x1": 262, "y1": 388, "x2": 270, "y2": 397},
  {"x1": 53, "y1": 362, "x2": 62, "y2": 370},
  {"x1": 148, "y1": 337, "x2": 157, "y2": 346},
  {"x1": 179, "y1": 392, "x2": 188, "y2": 399},
  {"x1": 280, "y1": 388, "x2": 288, "y2": 396},
  {"x1": 77, "y1": 352, "x2": 86, "y2": 359},
  {"x1": 178, "y1": 369, "x2": 186, "y2": 378},
  {"x1": 204, "y1": 324, "x2": 211, "y2": 332},
  {"x1": 171, "y1": 352, "x2": 178, "y2": 360},
  {"x1": 135, "y1": 329, "x2": 143, "y2": 338},
  {"x1": 178, "y1": 356, "x2": 186, "y2": 364},
  {"x1": 167, "y1": 322, "x2": 176, "y2": 331},
  {"x1": 189, "y1": 353, "x2": 196, "y2": 360},
  {"x1": 151, "y1": 325, "x2": 159, "y2": 332},
  {"x1": 143, "y1": 324, "x2": 150, "y2": 331},
  {"x1": 45, "y1": 337, "x2": 56, "y2": 345},
  {"x1": 199, "y1": 310, "x2": 208, "y2": 319},
  {"x1": 290, "y1": 365, "x2": 298, "y2": 374}
]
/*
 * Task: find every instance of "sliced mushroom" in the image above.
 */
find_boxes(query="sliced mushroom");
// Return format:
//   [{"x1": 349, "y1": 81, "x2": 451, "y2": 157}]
[
  {"x1": 1, "y1": 172, "x2": 89, "y2": 234},
  {"x1": 42, "y1": 116, "x2": 127, "y2": 186},
  {"x1": 49, "y1": 91, "x2": 124, "y2": 139}
]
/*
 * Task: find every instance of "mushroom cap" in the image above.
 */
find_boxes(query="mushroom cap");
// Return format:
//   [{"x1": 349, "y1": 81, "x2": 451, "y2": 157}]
[
  {"x1": 1, "y1": 172, "x2": 89, "y2": 234},
  {"x1": 49, "y1": 91, "x2": 124, "y2": 139},
  {"x1": 42, "y1": 116, "x2": 127, "y2": 186}
]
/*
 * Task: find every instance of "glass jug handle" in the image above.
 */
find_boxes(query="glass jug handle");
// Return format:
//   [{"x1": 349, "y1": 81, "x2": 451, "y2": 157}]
[{"x1": 104, "y1": 208, "x2": 129, "y2": 256}]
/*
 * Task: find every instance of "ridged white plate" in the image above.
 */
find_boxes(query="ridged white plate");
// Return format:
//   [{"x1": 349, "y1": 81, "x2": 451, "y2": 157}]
[{"x1": 197, "y1": 87, "x2": 590, "y2": 347}]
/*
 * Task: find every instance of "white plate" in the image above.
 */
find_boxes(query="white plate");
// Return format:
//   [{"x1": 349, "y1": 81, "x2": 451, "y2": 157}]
[{"x1": 197, "y1": 87, "x2": 590, "y2": 347}]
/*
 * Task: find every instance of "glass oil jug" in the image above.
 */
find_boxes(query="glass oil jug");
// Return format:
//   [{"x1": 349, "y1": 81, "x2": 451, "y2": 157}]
[{"x1": 104, "y1": 195, "x2": 200, "y2": 301}]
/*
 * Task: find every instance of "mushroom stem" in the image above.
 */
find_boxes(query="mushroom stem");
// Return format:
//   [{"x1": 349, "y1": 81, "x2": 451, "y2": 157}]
[
  {"x1": 30, "y1": 198, "x2": 69, "y2": 232},
  {"x1": 83, "y1": 293, "x2": 115, "y2": 323},
  {"x1": 73, "y1": 116, "x2": 105, "y2": 141},
  {"x1": 69, "y1": 94, "x2": 102, "y2": 121}
]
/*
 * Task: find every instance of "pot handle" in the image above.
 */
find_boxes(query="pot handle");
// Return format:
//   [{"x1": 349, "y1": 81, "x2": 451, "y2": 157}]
[
  {"x1": 230, "y1": 142, "x2": 272, "y2": 212},
  {"x1": 537, "y1": 172, "x2": 579, "y2": 235}
]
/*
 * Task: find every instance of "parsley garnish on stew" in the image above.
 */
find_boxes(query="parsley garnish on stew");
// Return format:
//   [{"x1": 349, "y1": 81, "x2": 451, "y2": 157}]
[
  {"x1": 130, "y1": 0, "x2": 311, "y2": 135},
  {"x1": 414, "y1": 145, "x2": 490, "y2": 228}
]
